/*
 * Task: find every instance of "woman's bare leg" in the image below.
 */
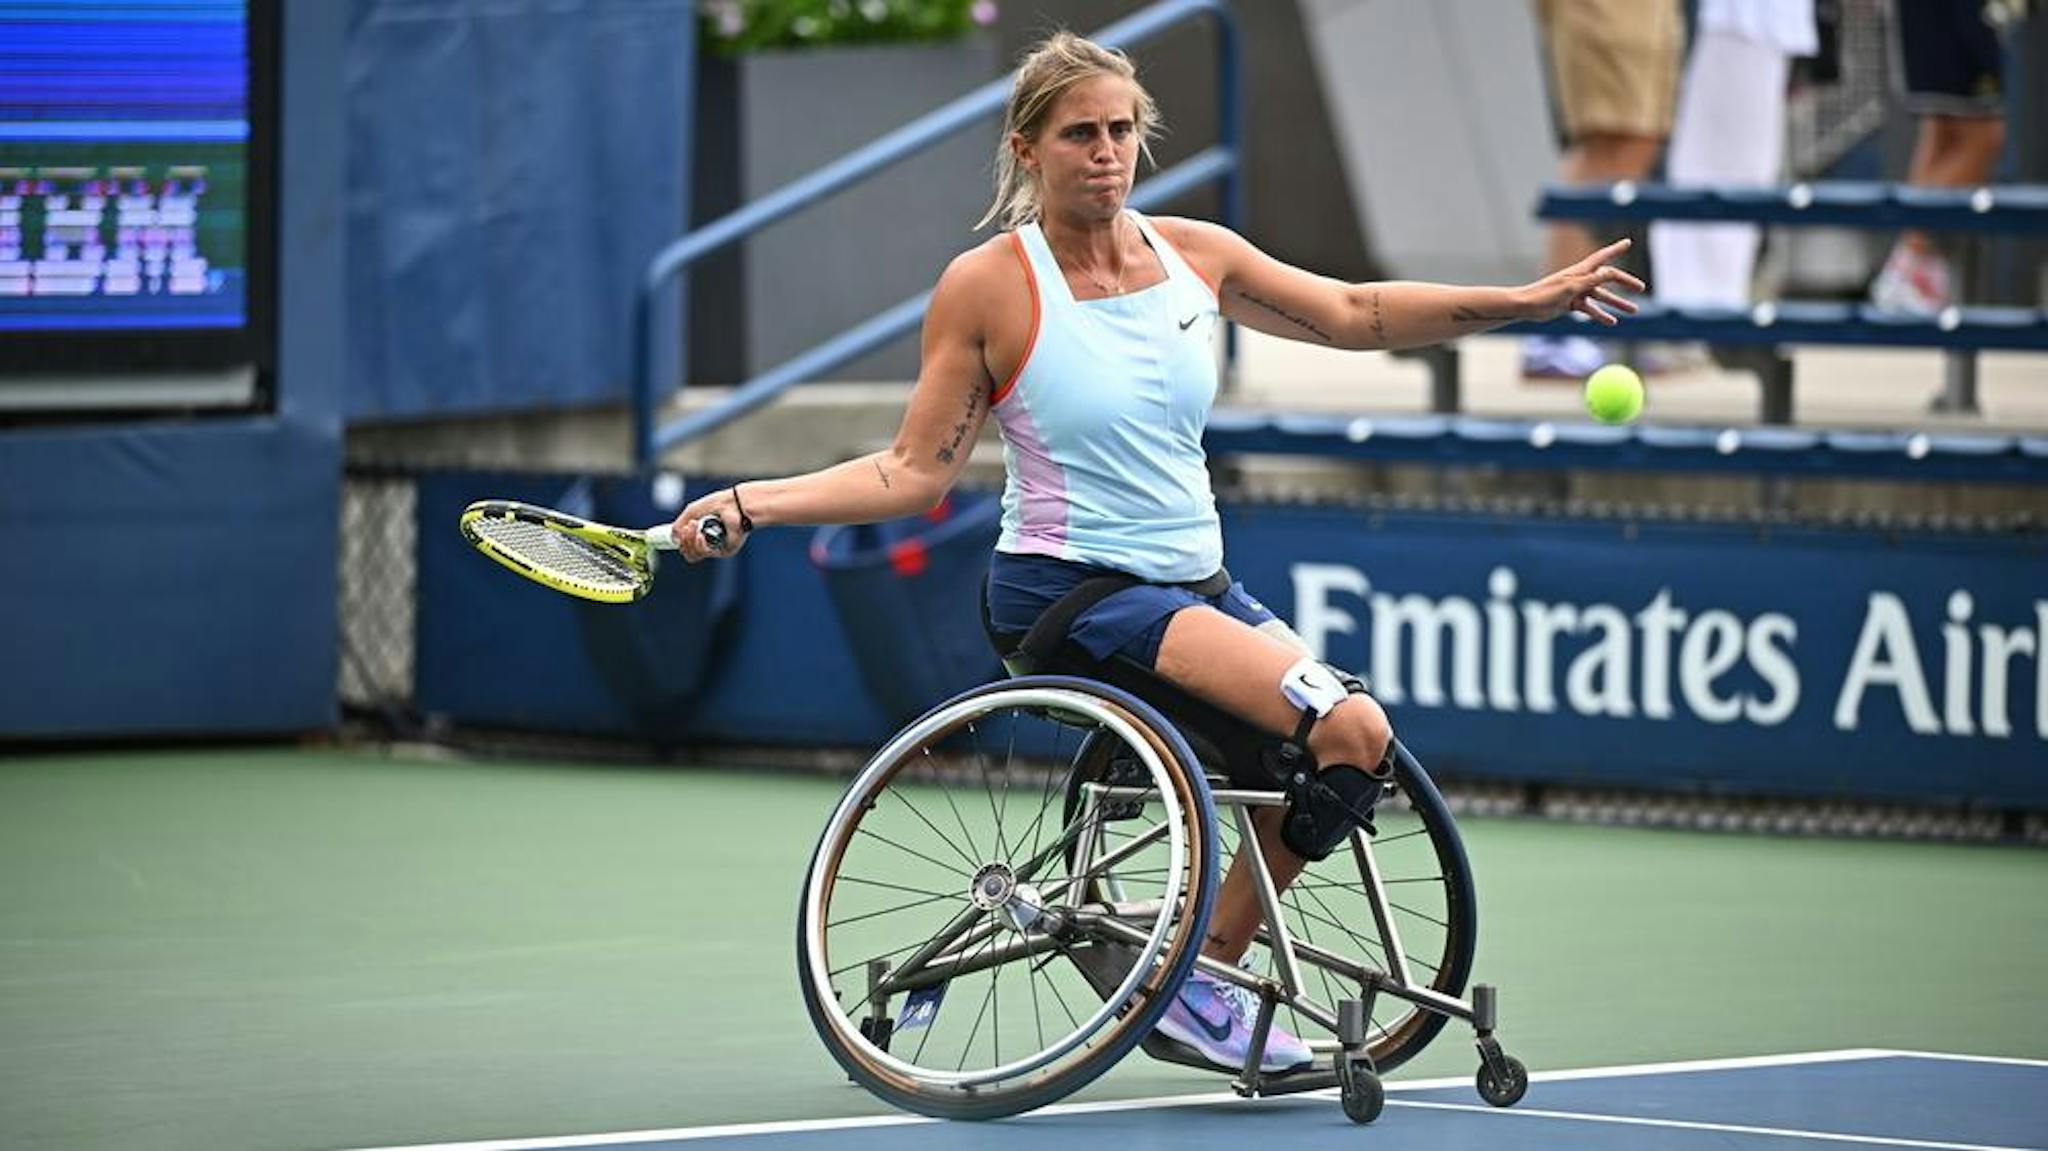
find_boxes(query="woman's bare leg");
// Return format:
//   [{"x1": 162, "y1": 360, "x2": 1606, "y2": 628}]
[{"x1": 1149, "y1": 607, "x2": 1392, "y2": 962}]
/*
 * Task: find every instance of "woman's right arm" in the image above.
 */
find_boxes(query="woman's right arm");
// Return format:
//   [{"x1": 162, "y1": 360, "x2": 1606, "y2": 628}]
[{"x1": 670, "y1": 251, "x2": 998, "y2": 560}]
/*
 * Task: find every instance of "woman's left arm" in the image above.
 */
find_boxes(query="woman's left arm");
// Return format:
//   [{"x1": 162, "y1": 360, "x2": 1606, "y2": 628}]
[{"x1": 1159, "y1": 218, "x2": 1645, "y2": 352}]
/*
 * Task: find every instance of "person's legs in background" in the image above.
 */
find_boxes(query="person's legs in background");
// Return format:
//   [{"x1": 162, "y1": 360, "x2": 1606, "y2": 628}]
[
  {"x1": 1648, "y1": 2, "x2": 1816, "y2": 372},
  {"x1": 1871, "y1": 0, "x2": 2011, "y2": 313},
  {"x1": 1526, "y1": 0, "x2": 1683, "y2": 378}
]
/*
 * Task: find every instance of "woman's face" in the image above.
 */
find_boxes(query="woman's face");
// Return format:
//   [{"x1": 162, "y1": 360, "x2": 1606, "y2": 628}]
[{"x1": 1017, "y1": 74, "x2": 1140, "y2": 222}]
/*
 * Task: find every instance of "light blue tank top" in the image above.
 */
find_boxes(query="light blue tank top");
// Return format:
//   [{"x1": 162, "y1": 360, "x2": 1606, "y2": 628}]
[{"x1": 991, "y1": 211, "x2": 1224, "y2": 583}]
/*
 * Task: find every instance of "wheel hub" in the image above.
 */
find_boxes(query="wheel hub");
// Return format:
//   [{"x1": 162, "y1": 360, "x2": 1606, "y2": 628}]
[
  {"x1": 969, "y1": 862, "x2": 1016, "y2": 909},
  {"x1": 969, "y1": 863, "x2": 1045, "y2": 932}
]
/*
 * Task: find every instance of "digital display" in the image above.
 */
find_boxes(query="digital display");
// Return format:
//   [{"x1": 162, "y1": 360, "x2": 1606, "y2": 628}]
[{"x1": 0, "y1": 1, "x2": 253, "y2": 336}]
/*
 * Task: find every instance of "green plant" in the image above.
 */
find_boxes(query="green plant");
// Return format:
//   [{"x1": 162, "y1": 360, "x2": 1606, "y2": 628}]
[{"x1": 702, "y1": 0, "x2": 998, "y2": 55}]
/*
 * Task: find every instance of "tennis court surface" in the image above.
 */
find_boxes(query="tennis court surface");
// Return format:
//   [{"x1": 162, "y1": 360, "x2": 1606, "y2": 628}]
[{"x1": 349, "y1": 1050, "x2": 2047, "y2": 1151}]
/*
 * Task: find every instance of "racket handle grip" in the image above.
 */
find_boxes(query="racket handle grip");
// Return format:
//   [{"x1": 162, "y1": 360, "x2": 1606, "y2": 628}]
[
  {"x1": 645, "y1": 523, "x2": 679, "y2": 551},
  {"x1": 699, "y1": 514, "x2": 730, "y2": 553}
]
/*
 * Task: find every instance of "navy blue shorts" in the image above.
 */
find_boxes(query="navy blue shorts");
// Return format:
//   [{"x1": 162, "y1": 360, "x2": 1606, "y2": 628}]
[
  {"x1": 1894, "y1": 0, "x2": 2007, "y2": 116},
  {"x1": 984, "y1": 552, "x2": 1279, "y2": 670}
]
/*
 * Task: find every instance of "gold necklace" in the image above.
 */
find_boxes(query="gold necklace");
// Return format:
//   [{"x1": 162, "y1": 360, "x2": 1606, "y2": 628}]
[
  {"x1": 1078, "y1": 264, "x2": 1124, "y2": 296},
  {"x1": 1061, "y1": 220, "x2": 1126, "y2": 296}
]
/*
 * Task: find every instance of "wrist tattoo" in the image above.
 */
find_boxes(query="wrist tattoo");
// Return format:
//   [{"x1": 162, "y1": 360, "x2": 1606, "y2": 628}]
[{"x1": 1238, "y1": 289, "x2": 1332, "y2": 343}]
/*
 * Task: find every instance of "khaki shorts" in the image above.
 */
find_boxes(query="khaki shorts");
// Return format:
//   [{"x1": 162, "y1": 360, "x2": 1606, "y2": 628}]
[{"x1": 1534, "y1": 0, "x2": 1683, "y2": 139}]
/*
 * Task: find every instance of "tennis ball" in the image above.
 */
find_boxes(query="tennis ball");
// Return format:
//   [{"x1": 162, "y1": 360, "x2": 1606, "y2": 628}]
[{"x1": 1584, "y1": 364, "x2": 1644, "y2": 424}]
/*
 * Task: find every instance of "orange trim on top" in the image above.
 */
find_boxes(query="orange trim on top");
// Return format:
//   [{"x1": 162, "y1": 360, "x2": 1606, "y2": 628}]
[
  {"x1": 1149, "y1": 218, "x2": 1221, "y2": 302},
  {"x1": 992, "y1": 231, "x2": 1040, "y2": 407}
]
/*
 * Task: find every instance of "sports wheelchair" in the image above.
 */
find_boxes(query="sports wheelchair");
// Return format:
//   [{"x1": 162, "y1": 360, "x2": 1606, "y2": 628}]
[{"x1": 796, "y1": 661, "x2": 1528, "y2": 1124}]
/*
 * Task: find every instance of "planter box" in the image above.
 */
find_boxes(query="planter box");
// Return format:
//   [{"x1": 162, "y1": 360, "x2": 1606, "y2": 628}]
[{"x1": 691, "y1": 37, "x2": 1000, "y2": 385}]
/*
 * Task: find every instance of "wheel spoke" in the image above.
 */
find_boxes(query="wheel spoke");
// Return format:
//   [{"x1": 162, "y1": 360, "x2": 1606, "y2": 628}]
[
  {"x1": 854, "y1": 827, "x2": 977, "y2": 880},
  {"x1": 886, "y1": 787, "x2": 986, "y2": 873},
  {"x1": 922, "y1": 747, "x2": 985, "y2": 862},
  {"x1": 968, "y1": 721, "x2": 1008, "y2": 860},
  {"x1": 834, "y1": 874, "x2": 970, "y2": 902},
  {"x1": 828, "y1": 890, "x2": 964, "y2": 930}
]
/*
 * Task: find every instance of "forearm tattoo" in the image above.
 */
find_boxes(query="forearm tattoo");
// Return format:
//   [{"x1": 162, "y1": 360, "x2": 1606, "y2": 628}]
[
  {"x1": 1451, "y1": 305, "x2": 1520, "y2": 325},
  {"x1": 1237, "y1": 289, "x2": 1332, "y2": 344},
  {"x1": 1369, "y1": 289, "x2": 1388, "y2": 346},
  {"x1": 935, "y1": 381, "x2": 984, "y2": 466},
  {"x1": 874, "y1": 459, "x2": 892, "y2": 489}
]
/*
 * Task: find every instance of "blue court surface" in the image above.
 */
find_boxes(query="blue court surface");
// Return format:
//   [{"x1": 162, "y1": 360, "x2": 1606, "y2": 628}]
[{"x1": 352, "y1": 1050, "x2": 2047, "y2": 1151}]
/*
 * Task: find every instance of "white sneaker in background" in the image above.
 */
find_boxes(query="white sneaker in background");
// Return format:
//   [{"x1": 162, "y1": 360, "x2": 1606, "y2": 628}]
[
  {"x1": 1869, "y1": 243, "x2": 1953, "y2": 315},
  {"x1": 1521, "y1": 334, "x2": 1609, "y2": 380},
  {"x1": 1636, "y1": 340, "x2": 1715, "y2": 376}
]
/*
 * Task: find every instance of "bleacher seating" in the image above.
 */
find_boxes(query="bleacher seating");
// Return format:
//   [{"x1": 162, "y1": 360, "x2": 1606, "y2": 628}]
[
  {"x1": 1413, "y1": 182, "x2": 2048, "y2": 425},
  {"x1": 1203, "y1": 409, "x2": 2048, "y2": 483}
]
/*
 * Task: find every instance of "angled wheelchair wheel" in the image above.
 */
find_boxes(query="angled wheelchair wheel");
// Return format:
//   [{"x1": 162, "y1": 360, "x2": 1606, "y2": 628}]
[
  {"x1": 1235, "y1": 741, "x2": 1478, "y2": 1074},
  {"x1": 798, "y1": 676, "x2": 1220, "y2": 1121}
]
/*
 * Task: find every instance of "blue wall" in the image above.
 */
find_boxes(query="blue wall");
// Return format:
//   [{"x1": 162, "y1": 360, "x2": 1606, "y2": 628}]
[
  {"x1": 413, "y1": 476, "x2": 2048, "y2": 810},
  {"x1": 343, "y1": 0, "x2": 695, "y2": 421}
]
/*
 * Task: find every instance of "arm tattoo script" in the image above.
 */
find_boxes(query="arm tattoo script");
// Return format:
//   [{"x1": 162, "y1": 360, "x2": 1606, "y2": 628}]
[
  {"x1": 874, "y1": 459, "x2": 892, "y2": 489},
  {"x1": 1237, "y1": 289, "x2": 1333, "y2": 344},
  {"x1": 934, "y1": 382, "x2": 983, "y2": 466},
  {"x1": 1370, "y1": 290, "x2": 1388, "y2": 346}
]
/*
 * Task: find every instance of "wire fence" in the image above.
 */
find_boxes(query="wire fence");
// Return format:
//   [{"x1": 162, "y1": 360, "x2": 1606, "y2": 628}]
[{"x1": 338, "y1": 470, "x2": 418, "y2": 729}]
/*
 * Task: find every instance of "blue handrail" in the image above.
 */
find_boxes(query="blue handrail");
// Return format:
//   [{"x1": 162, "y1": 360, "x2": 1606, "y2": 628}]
[{"x1": 632, "y1": 0, "x2": 1243, "y2": 466}]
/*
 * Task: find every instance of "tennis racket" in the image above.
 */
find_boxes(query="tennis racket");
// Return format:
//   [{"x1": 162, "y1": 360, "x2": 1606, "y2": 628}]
[{"x1": 459, "y1": 499, "x2": 729, "y2": 604}]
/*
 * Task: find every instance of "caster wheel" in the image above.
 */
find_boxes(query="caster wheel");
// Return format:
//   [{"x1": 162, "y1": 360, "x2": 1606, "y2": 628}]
[
  {"x1": 1337, "y1": 1055, "x2": 1384, "y2": 1124},
  {"x1": 1476, "y1": 1054, "x2": 1528, "y2": 1107}
]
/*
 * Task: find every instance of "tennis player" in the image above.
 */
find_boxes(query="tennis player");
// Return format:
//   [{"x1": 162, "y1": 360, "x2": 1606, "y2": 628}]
[{"x1": 674, "y1": 31, "x2": 1641, "y2": 1073}]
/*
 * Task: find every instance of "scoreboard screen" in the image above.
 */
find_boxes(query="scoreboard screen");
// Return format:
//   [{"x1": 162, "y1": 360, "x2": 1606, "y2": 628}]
[{"x1": 0, "y1": 0, "x2": 272, "y2": 384}]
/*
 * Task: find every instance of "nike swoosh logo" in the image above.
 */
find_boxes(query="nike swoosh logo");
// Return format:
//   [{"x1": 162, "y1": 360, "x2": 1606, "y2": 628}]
[
  {"x1": 1185, "y1": 994, "x2": 1235, "y2": 1042},
  {"x1": 1179, "y1": 313, "x2": 1204, "y2": 331}
]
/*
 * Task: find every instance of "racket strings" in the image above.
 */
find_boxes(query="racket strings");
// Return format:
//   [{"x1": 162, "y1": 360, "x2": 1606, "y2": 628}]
[{"x1": 473, "y1": 517, "x2": 641, "y2": 592}]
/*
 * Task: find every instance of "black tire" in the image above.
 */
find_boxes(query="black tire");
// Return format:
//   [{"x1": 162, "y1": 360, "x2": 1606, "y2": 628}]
[
  {"x1": 1338, "y1": 1057, "x2": 1385, "y2": 1124},
  {"x1": 1477, "y1": 1054, "x2": 1529, "y2": 1107},
  {"x1": 798, "y1": 676, "x2": 1220, "y2": 1120}
]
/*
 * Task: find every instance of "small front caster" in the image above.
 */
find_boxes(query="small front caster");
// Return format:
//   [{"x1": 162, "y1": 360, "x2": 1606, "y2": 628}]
[
  {"x1": 1336, "y1": 1053, "x2": 1384, "y2": 1124},
  {"x1": 1476, "y1": 1052, "x2": 1527, "y2": 1107}
]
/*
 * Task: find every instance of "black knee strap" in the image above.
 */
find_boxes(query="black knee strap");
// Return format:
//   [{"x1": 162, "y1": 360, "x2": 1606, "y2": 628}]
[
  {"x1": 1273, "y1": 665, "x2": 1390, "y2": 860},
  {"x1": 1281, "y1": 763, "x2": 1386, "y2": 861}
]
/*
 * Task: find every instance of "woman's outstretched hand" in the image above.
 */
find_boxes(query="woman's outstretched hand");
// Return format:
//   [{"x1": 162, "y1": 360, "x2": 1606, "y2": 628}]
[{"x1": 1516, "y1": 238, "x2": 1647, "y2": 326}]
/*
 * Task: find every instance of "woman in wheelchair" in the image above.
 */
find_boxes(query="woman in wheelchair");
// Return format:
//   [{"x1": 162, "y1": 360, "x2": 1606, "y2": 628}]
[{"x1": 672, "y1": 28, "x2": 1633, "y2": 1115}]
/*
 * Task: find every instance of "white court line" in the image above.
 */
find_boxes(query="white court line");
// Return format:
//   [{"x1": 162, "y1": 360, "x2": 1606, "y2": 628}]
[
  {"x1": 1861, "y1": 1050, "x2": 2048, "y2": 1070},
  {"x1": 335, "y1": 1048, "x2": 2034, "y2": 1151},
  {"x1": 1387, "y1": 1099, "x2": 2046, "y2": 1151}
]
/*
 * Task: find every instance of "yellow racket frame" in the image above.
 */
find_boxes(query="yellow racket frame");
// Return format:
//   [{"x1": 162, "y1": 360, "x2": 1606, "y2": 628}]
[{"x1": 458, "y1": 500, "x2": 676, "y2": 604}]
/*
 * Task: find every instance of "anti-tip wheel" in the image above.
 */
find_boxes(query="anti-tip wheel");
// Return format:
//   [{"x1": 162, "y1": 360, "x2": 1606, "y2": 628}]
[
  {"x1": 1476, "y1": 1054, "x2": 1528, "y2": 1107},
  {"x1": 1337, "y1": 1056, "x2": 1385, "y2": 1124}
]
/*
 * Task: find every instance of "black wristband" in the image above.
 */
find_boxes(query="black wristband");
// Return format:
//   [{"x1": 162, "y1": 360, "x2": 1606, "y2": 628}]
[{"x1": 729, "y1": 484, "x2": 756, "y2": 533}]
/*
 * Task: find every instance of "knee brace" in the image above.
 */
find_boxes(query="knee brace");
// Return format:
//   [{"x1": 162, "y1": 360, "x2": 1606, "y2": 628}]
[
  {"x1": 1268, "y1": 659, "x2": 1392, "y2": 860},
  {"x1": 1281, "y1": 763, "x2": 1387, "y2": 861}
]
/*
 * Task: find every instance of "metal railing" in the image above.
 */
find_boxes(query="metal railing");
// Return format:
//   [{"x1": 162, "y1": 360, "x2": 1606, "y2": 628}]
[{"x1": 631, "y1": 0, "x2": 1243, "y2": 466}]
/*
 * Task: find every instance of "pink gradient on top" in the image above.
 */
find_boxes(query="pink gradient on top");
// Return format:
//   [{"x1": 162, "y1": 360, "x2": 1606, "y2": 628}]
[{"x1": 994, "y1": 392, "x2": 1069, "y2": 554}]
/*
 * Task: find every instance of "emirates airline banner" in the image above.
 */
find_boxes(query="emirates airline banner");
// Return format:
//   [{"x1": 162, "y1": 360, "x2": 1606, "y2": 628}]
[{"x1": 1216, "y1": 503, "x2": 2048, "y2": 808}]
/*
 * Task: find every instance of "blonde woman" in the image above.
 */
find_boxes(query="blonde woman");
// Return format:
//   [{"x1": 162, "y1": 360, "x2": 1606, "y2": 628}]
[{"x1": 674, "y1": 31, "x2": 1641, "y2": 1072}]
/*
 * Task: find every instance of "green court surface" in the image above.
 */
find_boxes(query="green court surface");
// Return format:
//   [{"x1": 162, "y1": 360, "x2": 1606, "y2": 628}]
[{"x1": 2, "y1": 748, "x2": 2042, "y2": 1151}]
